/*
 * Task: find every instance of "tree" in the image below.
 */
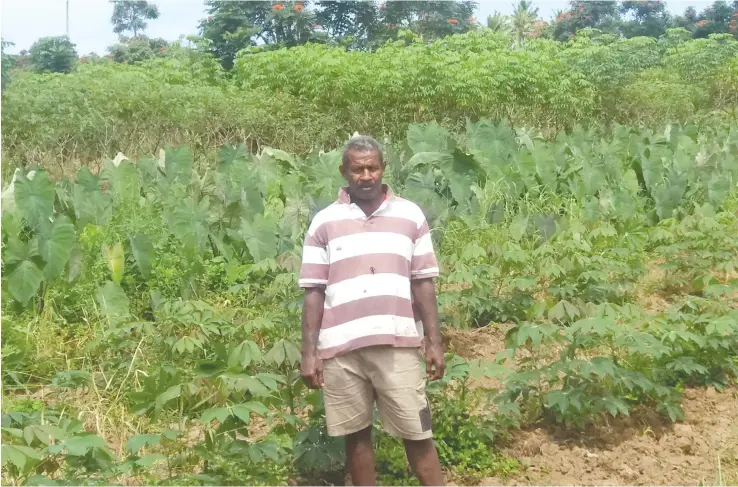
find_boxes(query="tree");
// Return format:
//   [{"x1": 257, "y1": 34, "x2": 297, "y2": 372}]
[
  {"x1": 315, "y1": 1, "x2": 381, "y2": 48},
  {"x1": 107, "y1": 36, "x2": 169, "y2": 64},
  {"x1": 1, "y1": 39, "x2": 15, "y2": 90},
  {"x1": 692, "y1": 0, "x2": 737, "y2": 38},
  {"x1": 619, "y1": 1, "x2": 672, "y2": 38},
  {"x1": 510, "y1": 0, "x2": 539, "y2": 47},
  {"x1": 110, "y1": 0, "x2": 160, "y2": 38},
  {"x1": 551, "y1": 1, "x2": 620, "y2": 41},
  {"x1": 28, "y1": 36, "x2": 78, "y2": 73},
  {"x1": 200, "y1": 1, "x2": 323, "y2": 69}
]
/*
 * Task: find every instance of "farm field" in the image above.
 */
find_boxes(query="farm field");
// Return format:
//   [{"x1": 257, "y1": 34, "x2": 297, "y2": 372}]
[{"x1": 2, "y1": 117, "x2": 738, "y2": 486}]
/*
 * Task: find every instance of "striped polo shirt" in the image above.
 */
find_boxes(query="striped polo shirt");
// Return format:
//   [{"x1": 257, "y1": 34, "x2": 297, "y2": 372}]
[{"x1": 299, "y1": 185, "x2": 440, "y2": 360}]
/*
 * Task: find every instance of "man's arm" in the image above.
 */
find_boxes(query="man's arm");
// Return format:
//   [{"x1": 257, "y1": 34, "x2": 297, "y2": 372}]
[
  {"x1": 301, "y1": 286, "x2": 325, "y2": 389},
  {"x1": 411, "y1": 278, "x2": 445, "y2": 381}
]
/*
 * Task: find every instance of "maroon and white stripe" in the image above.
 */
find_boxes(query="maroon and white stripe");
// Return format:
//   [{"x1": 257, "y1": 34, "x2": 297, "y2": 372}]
[{"x1": 299, "y1": 186, "x2": 439, "y2": 359}]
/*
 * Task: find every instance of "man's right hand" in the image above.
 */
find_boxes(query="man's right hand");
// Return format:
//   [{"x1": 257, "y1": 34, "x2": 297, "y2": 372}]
[{"x1": 300, "y1": 353, "x2": 324, "y2": 389}]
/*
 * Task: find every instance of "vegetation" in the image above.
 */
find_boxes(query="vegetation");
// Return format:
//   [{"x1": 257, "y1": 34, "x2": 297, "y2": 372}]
[
  {"x1": 110, "y1": 0, "x2": 160, "y2": 38},
  {"x1": 27, "y1": 36, "x2": 78, "y2": 74},
  {"x1": 2, "y1": 117, "x2": 737, "y2": 484},
  {"x1": 2, "y1": 1, "x2": 738, "y2": 484},
  {"x1": 3, "y1": 27, "x2": 738, "y2": 176}
]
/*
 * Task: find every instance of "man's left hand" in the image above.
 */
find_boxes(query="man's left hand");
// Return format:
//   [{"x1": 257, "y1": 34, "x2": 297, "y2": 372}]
[{"x1": 425, "y1": 342, "x2": 445, "y2": 381}]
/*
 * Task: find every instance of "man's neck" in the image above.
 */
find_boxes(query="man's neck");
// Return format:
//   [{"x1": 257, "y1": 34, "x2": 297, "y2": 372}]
[{"x1": 352, "y1": 192, "x2": 385, "y2": 216}]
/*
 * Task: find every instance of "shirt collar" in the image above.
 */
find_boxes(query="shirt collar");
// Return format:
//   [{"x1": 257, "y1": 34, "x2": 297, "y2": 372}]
[{"x1": 337, "y1": 184, "x2": 396, "y2": 205}]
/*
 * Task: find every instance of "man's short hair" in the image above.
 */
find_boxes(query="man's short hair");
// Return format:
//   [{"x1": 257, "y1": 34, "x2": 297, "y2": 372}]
[{"x1": 341, "y1": 135, "x2": 385, "y2": 166}]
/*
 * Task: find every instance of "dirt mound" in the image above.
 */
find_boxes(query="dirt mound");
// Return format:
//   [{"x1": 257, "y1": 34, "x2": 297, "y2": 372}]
[{"x1": 447, "y1": 328, "x2": 738, "y2": 486}]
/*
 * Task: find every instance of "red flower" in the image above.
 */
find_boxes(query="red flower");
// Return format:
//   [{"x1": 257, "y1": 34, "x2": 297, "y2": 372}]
[
  {"x1": 272, "y1": 4, "x2": 284, "y2": 11},
  {"x1": 379, "y1": 3, "x2": 385, "y2": 8},
  {"x1": 294, "y1": 4, "x2": 304, "y2": 11},
  {"x1": 579, "y1": 6, "x2": 584, "y2": 12},
  {"x1": 449, "y1": 18, "x2": 458, "y2": 24},
  {"x1": 468, "y1": 17, "x2": 476, "y2": 22}
]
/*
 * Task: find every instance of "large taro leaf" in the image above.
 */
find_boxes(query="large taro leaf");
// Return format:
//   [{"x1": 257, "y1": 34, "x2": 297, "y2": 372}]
[
  {"x1": 96, "y1": 281, "x2": 131, "y2": 325},
  {"x1": 215, "y1": 147, "x2": 264, "y2": 216},
  {"x1": 407, "y1": 123, "x2": 453, "y2": 154},
  {"x1": 38, "y1": 215, "x2": 76, "y2": 280},
  {"x1": 164, "y1": 146, "x2": 194, "y2": 186},
  {"x1": 305, "y1": 150, "x2": 343, "y2": 198},
  {"x1": 14, "y1": 171, "x2": 55, "y2": 230},
  {"x1": 405, "y1": 152, "x2": 452, "y2": 172},
  {"x1": 6, "y1": 260, "x2": 44, "y2": 305},
  {"x1": 533, "y1": 145, "x2": 558, "y2": 192},
  {"x1": 651, "y1": 169, "x2": 687, "y2": 220},
  {"x1": 103, "y1": 160, "x2": 141, "y2": 206},
  {"x1": 260, "y1": 147, "x2": 299, "y2": 173},
  {"x1": 465, "y1": 119, "x2": 516, "y2": 176},
  {"x1": 128, "y1": 234, "x2": 153, "y2": 278},
  {"x1": 73, "y1": 167, "x2": 113, "y2": 227},
  {"x1": 239, "y1": 214, "x2": 278, "y2": 263},
  {"x1": 401, "y1": 170, "x2": 449, "y2": 233},
  {"x1": 103, "y1": 242, "x2": 125, "y2": 284},
  {"x1": 580, "y1": 158, "x2": 607, "y2": 197},
  {"x1": 163, "y1": 195, "x2": 210, "y2": 254},
  {"x1": 707, "y1": 173, "x2": 731, "y2": 209},
  {"x1": 441, "y1": 149, "x2": 482, "y2": 208}
]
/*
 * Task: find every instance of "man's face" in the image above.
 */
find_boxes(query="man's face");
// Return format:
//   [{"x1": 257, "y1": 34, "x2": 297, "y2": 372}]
[{"x1": 340, "y1": 149, "x2": 384, "y2": 201}]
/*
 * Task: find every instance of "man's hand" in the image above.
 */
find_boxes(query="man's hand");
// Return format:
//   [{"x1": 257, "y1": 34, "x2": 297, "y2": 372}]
[
  {"x1": 301, "y1": 353, "x2": 324, "y2": 389},
  {"x1": 425, "y1": 341, "x2": 445, "y2": 381}
]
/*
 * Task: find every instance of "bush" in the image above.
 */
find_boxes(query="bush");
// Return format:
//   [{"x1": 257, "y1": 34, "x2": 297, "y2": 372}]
[{"x1": 28, "y1": 35, "x2": 78, "y2": 73}]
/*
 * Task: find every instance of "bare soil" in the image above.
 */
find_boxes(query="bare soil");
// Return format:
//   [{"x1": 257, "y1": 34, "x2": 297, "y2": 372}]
[{"x1": 447, "y1": 327, "x2": 738, "y2": 486}]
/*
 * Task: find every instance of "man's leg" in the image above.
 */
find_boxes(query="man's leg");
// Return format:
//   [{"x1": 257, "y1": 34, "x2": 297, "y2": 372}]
[
  {"x1": 368, "y1": 347, "x2": 444, "y2": 486},
  {"x1": 404, "y1": 438, "x2": 444, "y2": 486},
  {"x1": 346, "y1": 425, "x2": 376, "y2": 486}
]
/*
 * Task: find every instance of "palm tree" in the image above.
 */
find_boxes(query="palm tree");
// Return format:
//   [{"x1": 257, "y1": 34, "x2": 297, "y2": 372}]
[
  {"x1": 511, "y1": 0, "x2": 539, "y2": 48},
  {"x1": 487, "y1": 11, "x2": 511, "y2": 34}
]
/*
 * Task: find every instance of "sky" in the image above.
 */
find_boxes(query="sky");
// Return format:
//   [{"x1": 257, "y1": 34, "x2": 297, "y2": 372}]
[{"x1": 1, "y1": 0, "x2": 716, "y2": 55}]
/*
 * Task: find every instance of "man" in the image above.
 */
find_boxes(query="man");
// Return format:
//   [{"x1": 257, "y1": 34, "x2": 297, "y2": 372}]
[{"x1": 299, "y1": 135, "x2": 446, "y2": 486}]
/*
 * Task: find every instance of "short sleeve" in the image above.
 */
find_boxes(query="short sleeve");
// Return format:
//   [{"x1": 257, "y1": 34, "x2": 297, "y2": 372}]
[
  {"x1": 410, "y1": 217, "x2": 439, "y2": 279},
  {"x1": 299, "y1": 219, "x2": 329, "y2": 288}
]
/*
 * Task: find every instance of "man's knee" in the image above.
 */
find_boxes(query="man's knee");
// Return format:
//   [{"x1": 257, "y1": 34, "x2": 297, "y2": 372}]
[{"x1": 346, "y1": 425, "x2": 373, "y2": 447}]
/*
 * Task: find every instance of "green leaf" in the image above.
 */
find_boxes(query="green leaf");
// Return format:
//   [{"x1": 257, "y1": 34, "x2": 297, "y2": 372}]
[
  {"x1": 548, "y1": 300, "x2": 579, "y2": 322},
  {"x1": 2, "y1": 444, "x2": 42, "y2": 470},
  {"x1": 509, "y1": 214, "x2": 528, "y2": 242},
  {"x1": 126, "y1": 434, "x2": 161, "y2": 454},
  {"x1": 64, "y1": 434, "x2": 107, "y2": 456},
  {"x1": 201, "y1": 407, "x2": 231, "y2": 424},
  {"x1": 7, "y1": 260, "x2": 44, "y2": 305},
  {"x1": 67, "y1": 245, "x2": 83, "y2": 283},
  {"x1": 73, "y1": 167, "x2": 113, "y2": 227},
  {"x1": 128, "y1": 235, "x2": 153, "y2": 278},
  {"x1": 239, "y1": 214, "x2": 278, "y2": 263},
  {"x1": 105, "y1": 161, "x2": 141, "y2": 205},
  {"x1": 407, "y1": 124, "x2": 452, "y2": 154},
  {"x1": 265, "y1": 339, "x2": 301, "y2": 367},
  {"x1": 96, "y1": 281, "x2": 130, "y2": 325},
  {"x1": 155, "y1": 385, "x2": 181, "y2": 413},
  {"x1": 135, "y1": 454, "x2": 166, "y2": 467},
  {"x1": 164, "y1": 146, "x2": 194, "y2": 185},
  {"x1": 103, "y1": 242, "x2": 125, "y2": 284},
  {"x1": 14, "y1": 171, "x2": 54, "y2": 230},
  {"x1": 545, "y1": 390, "x2": 569, "y2": 414},
  {"x1": 39, "y1": 215, "x2": 75, "y2": 279}
]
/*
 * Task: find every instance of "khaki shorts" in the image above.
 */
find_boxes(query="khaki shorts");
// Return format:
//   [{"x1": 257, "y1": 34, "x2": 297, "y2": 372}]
[{"x1": 322, "y1": 346, "x2": 432, "y2": 441}]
